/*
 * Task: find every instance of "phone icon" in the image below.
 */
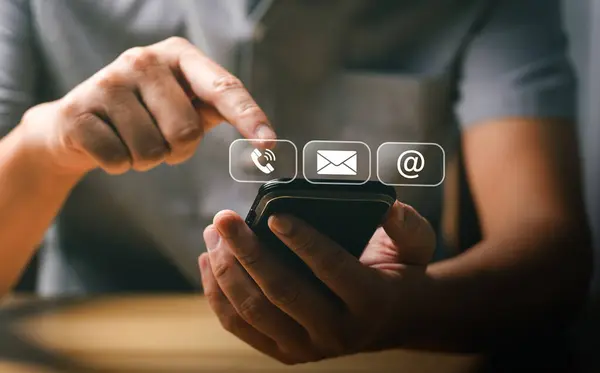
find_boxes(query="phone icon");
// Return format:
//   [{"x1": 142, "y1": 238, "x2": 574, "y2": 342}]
[{"x1": 251, "y1": 148, "x2": 276, "y2": 174}]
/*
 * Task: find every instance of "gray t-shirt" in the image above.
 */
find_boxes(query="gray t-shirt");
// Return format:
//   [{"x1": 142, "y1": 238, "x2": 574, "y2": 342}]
[{"x1": 0, "y1": 0, "x2": 576, "y2": 295}]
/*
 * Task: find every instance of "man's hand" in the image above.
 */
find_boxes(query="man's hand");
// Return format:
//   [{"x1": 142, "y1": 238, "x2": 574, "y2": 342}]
[
  {"x1": 20, "y1": 37, "x2": 274, "y2": 176},
  {"x1": 199, "y1": 201, "x2": 435, "y2": 364}
]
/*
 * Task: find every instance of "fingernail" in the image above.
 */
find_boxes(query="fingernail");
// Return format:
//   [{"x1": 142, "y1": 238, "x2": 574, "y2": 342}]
[
  {"x1": 204, "y1": 226, "x2": 221, "y2": 252},
  {"x1": 269, "y1": 215, "x2": 292, "y2": 235},
  {"x1": 255, "y1": 123, "x2": 276, "y2": 140}
]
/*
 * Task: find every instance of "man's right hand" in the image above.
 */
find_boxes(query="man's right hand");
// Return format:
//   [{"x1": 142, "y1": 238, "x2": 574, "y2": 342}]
[{"x1": 20, "y1": 37, "x2": 275, "y2": 176}]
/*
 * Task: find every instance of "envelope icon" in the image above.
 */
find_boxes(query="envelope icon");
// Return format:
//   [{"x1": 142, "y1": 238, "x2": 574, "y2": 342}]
[{"x1": 316, "y1": 150, "x2": 357, "y2": 175}]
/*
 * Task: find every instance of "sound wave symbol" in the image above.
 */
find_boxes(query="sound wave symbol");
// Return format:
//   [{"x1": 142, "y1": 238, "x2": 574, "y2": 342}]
[{"x1": 264, "y1": 149, "x2": 276, "y2": 162}]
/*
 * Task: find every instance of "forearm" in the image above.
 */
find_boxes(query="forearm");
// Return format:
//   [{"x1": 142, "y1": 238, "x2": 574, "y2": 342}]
[
  {"x1": 0, "y1": 121, "x2": 83, "y2": 297},
  {"x1": 395, "y1": 221, "x2": 592, "y2": 352}
]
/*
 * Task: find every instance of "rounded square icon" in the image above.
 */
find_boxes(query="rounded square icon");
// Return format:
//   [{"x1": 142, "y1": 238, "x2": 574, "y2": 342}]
[
  {"x1": 229, "y1": 139, "x2": 298, "y2": 184},
  {"x1": 377, "y1": 142, "x2": 445, "y2": 187},
  {"x1": 303, "y1": 141, "x2": 371, "y2": 185}
]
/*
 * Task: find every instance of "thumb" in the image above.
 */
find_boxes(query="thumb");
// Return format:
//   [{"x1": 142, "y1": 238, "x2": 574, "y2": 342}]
[{"x1": 381, "y1": 201, "x2": 436, "y2": 266}]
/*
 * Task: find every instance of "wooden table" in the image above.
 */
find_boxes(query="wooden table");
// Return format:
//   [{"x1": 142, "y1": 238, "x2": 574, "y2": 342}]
[{"x1": 0, "y1": 295, "x2": 485, "y2": 373}]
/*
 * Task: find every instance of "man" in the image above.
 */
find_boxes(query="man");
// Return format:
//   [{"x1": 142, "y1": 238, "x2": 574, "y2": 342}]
[{"x1": 0, "y1": 0, "x2": 592, "y2": 362}]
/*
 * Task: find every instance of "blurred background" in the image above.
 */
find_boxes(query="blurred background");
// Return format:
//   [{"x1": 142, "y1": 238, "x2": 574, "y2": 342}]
[
  {"x1": 564, "y1": 0, "x2": 599, "y2": 295},
  {"x1": 563, "y1": 0, "x2": 600, "y2": 368}
]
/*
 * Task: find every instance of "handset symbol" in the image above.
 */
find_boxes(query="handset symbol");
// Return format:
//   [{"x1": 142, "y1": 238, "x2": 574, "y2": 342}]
[{"x1": 251, "y1": 148, "x2": 276, "y2": 174}]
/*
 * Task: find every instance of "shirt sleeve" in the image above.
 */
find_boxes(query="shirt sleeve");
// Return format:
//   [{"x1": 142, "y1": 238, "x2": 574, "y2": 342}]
[
  {"x1": 0, "y1": 0, "x2": 39, "y2": 138},
  {"x1": 455, "y1": 0, "x2": 577, "y2": 128}
]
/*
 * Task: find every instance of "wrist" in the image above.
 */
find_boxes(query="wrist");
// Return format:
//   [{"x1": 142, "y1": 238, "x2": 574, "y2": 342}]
[{"x1": 17, "y1": 105, "x2": 89, "y2": 181}]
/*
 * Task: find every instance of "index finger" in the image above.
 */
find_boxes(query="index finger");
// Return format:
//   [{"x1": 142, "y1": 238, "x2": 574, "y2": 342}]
[
  {"x1": 152, "y1": 37, "x2": 276, "y2": 141},
  {"x1": 268, "y1": 214, "x2": 374, "y2": 307}
]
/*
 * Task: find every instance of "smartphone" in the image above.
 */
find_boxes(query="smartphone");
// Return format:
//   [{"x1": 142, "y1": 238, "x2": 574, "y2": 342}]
[{"x1": 245, "y1": 179, "x2": 396, "y2": 273}]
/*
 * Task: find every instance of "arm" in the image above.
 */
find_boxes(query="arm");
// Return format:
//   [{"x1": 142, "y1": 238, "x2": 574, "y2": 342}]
[
  {"x1": 397, "y1": 0, "x2": 592, "y2": 350},
  {"x1": 0, "y1": 5, "x2": 275, "y2": 296},
  {"x1": 0, "y1": 0, "x2": 70, "y2": 295},
  {"x1": 402, "y1": 118, "x2": 592, "y2": 351},
  {"x1": 0, "y1": 115, "x2": 84, "y2": 296}
]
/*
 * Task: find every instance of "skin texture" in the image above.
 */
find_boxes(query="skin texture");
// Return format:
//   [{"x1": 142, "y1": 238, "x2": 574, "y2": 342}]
[
  {"x1": 199, "y1": 117, "x2": 592, "y2": 361},
  {"x1": 200, "y1": 201, "x2": 435, "y2": 364},
  {"x1": 27, "y1": 37, "x2": 274, "y2": 175},
  {"x1": 0, "y1": 37, "x2": 274, "y2": 295}
]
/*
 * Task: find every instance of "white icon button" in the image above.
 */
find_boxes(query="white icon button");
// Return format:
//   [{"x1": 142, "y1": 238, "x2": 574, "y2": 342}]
[
  {"x1": 251, "y1": 148, "x2": 276, "y2": 174},
  {"x1": 303, "y1": 140, "x2": 370, "y2": 185},
  {"x1": 397, "y1": 150, "x2": 425, "y2": 179},
  {"x1": 229, "y1": 139, "x2": 297, "y2": 184},
  {"x1": 377, "y1": 142, "x2": 445, "y2": 187},
  {"x1": 316, "y1": 150, "x2": 358, "y2": 176}
]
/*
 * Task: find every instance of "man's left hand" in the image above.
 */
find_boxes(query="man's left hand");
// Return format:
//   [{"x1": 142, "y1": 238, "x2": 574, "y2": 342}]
[{"x1": 199, "y1": 201, "x2": 435, "y2": 364}]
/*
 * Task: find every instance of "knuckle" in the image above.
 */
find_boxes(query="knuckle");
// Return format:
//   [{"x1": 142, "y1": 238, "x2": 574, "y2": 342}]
[
  {"x1": 238, "y1": 296, "x2": 268, "y2": 324},
  {"x1": 164, "y1": 124, "x2": 203, "y2": 146},
  {"x1": 119, "y1": 47, "x2": 159, "y2": 71},
  {"x1": 20, "y1": 106, "x2": 40, "y2": 128},
  {"x1": 164, "y1": 36, "x2": 191, "y2": 49},
  {"x1": 295, "y1": 234, "x2": 317, "y2": 256},
  {"x1": 236, "y1": 249, "x2": 262, "y2": 267},
  {"x1": 267, "y1": 282, "x2": 300, "y2": 307},
  {"x1": 235, "y1": 99, "x2": 261, "y2": 117},
  {"x1": 211, "y1": 75, "x2": 245, "y2": 97},
  {"x1": 94, "y1": 69, "x2": 129, "y2": 92},
  {"x1": 66, "y1": 112, "x2": 95, "y2": 138},
  {"x1": 58, "y1": 95, "x2": 83, "y2": 118},
  {"x1": 108, "y1": 93, "x2": 134, "y2": 112},
  {"x1": 212, "y1": 256, "x2": 235, "y2": 280}
]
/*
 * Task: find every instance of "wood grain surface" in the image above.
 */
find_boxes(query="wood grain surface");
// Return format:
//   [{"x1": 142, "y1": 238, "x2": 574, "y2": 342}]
[{"x1": 0, "y1": 295, "x2": 483, "y2": 373}]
